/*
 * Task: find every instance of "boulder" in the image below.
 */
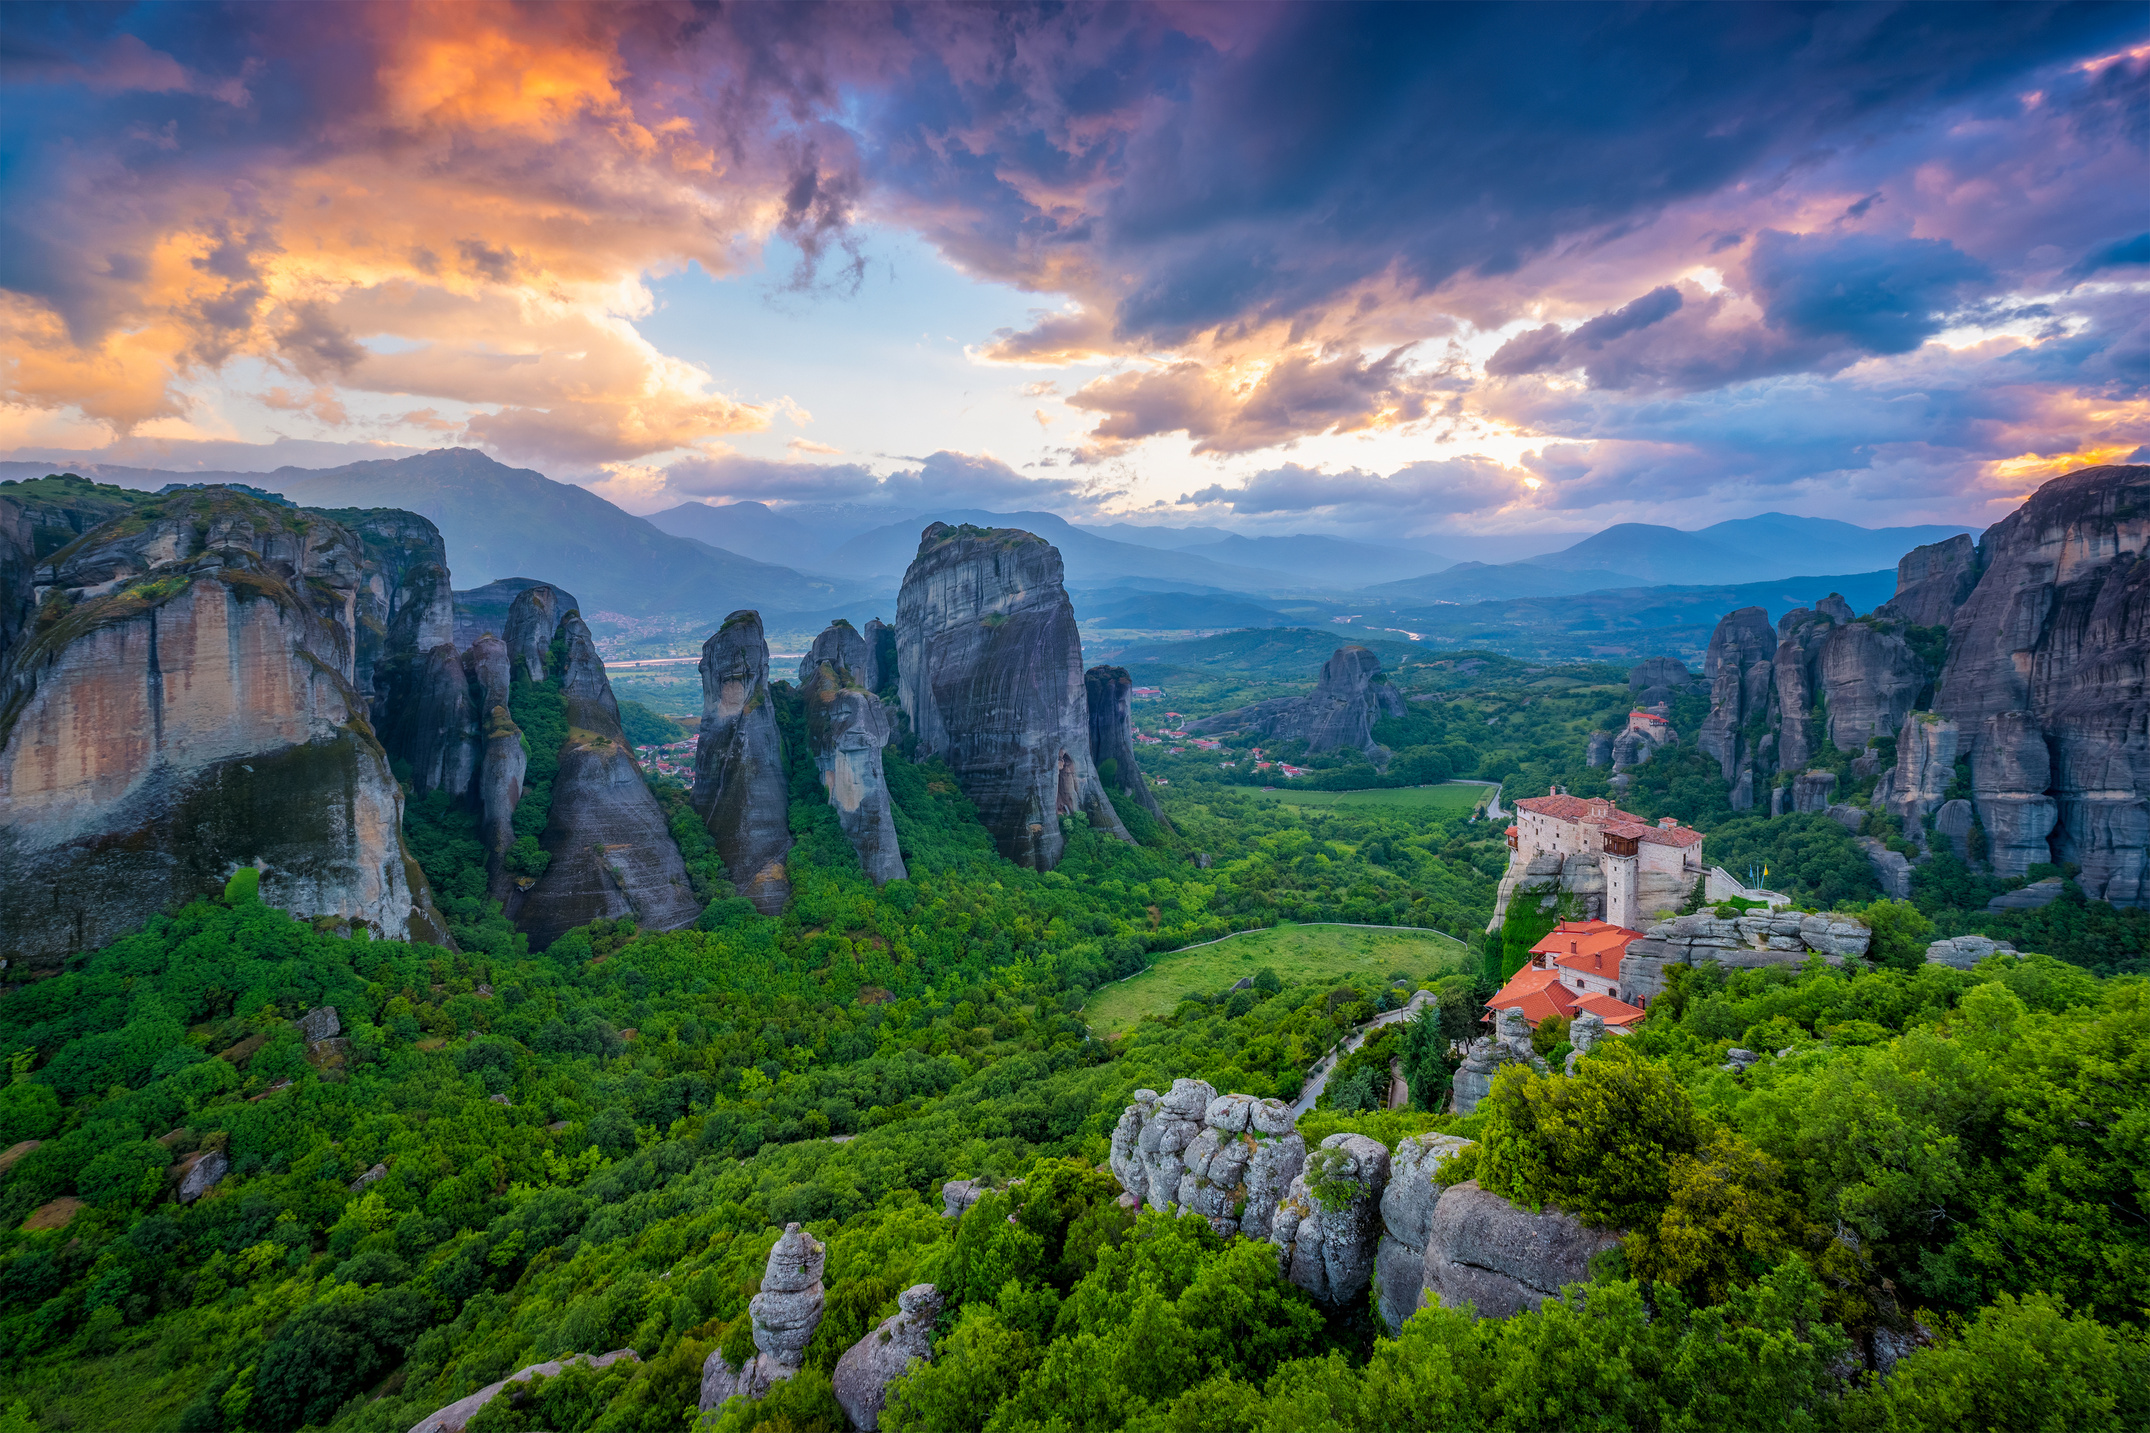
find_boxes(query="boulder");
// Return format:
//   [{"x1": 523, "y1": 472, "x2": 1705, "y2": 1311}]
[
  {"x1": 832, "y1": 1284, "x2": 944, "y2": 1431},
  {"x1": 691, "y1": 611, "x2": 794, "y2": 914},
  {"x1": 1825, "y1": 803, "x2": 1865, "y2": 834},
  {"x1": 465, "y1": 632, "x2": 513, "y2": 721},
  {"x1": 177, "y1": 1150, "x2": 229, "y2": 1203},
  {"x1": 1191, "y1": 645, "x2": 1406, "y2": 755},
  {"x1": 1419, "y1": 1180, "x2": 1621, "y2": 1320},
  {"x1": 699, "y1": 1224, "x2": 825, "y2": 1411},
  {"x1": 896, "y1": 523, "x2": 1131, "y2": 869},
  {"x1": 941, "y1": 1178, "x2": 985, "y2": 1219},
  {"x1": 1971, "y1": 711, "x2": 2060, "y2": 879},
  {"x1": 1085, "y1": 665, "x2": 1167, "y2": 821},
  {"x1": 409, "y1": 1350, "x2": 638, "y2": 1433},
  {"x1": 1564, "y1": 1010, "x2": 1607, "y2": 1077},
  {"x1": 1791, "y1": 770, "x2": 1837, "y2": 814},
  {"x1": 1450, "y1": 1009, "x2": 1545, "y2": 1115},
  {"x1": 1106, "y1": 1085, "x2": 1303, "y2": 1240},
  {"x1": 1270, "y1": 1133, "x2": 1391, "y2": 1304},
  {"x1": 1924, "y1": 934, "x2": 2018, "y2": 969},
  {"x1": 1889, "y1": 717, "x2": 1962, "y2": 838},
  {"x1": 349, "y1": 1162, "x2": 388, "y2": 1193},
  {"x1": 1987, "y1": 876, "x2": 2065, "y2": 911},
  {"x1": 1373, "y1": 1133, "x2": 1475, "y2": 1331},
  {"x1": 512, "y1": 613, "x2": 701, "y2": 947},
  {"x1": 300, "y1": 1006, "x2": 341, "y2": 1042},
  {"x1": 1860, "y1": 838, "x2": 1913, "y2": 900}
]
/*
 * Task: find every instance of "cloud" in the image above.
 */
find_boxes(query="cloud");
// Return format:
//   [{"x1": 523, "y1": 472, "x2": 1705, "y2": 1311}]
[
  {"x1": 1747, "y1": 230, "x2": 1992, "y2": 355},
  {"x1": 1177, "y1": 456, "x2": 1537, "y2": 522}
]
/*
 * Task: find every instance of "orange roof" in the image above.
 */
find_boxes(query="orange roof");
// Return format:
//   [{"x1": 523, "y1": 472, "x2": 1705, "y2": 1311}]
[
  {"x1": 1486, "y1": 966, "x2": 1577, "y2": 1027},
  {"x1": 1630, "y1": 710, "x2": 1668, "y2": 724},
  {"x1": 1511, "y1": 794, "x2": 1704, "y2": 849},
  {"x1": 1530, "y1": 920, "x2": 1644, "y2": 981},
  {"x1": 1574, "y1": 992, "x2": 1648, "y2": 1028}
]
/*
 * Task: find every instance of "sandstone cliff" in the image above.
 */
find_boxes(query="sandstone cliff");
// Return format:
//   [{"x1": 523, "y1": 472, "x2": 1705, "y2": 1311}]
[
  {"x1": 800, "y1": 621, "x2": 906, "y2": 885},
  {"x1": 1191, "y1": 645, "x2": 1405, "y2": 754},
  {"x1": 692, "y1": 610, "x2": 793, "y2": 913},
  {"x1": 1085, "y1": 664, "x2": 1167, "y2": 822},
  {"x1": 895, "y1": 523, "x2": 1130, "y2": 869},
  {"x1": 510, "y1": 612, "x2": 702, "y2": 947},
  {"x1": 0, "y1": 488, "x2": 445, "y2": 968}
]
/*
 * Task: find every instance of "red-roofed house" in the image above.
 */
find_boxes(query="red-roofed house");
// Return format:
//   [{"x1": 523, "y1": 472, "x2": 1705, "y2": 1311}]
[
  {"x1": 1502, "y1": 787, "x2": 1706, "y2": 930},
  {"x1": 1488, "y1": 919, "x2": 1651, "y2": 1031}
]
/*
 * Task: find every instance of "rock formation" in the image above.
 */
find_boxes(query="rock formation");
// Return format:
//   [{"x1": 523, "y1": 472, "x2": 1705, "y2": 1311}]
[
  {"x1": 0, "y1": 496, "x2": 34, "y2": 674},
  {"x1": 1695, "y1": 606, "x2": 1778, "y2": 807},
  {"x1": 176, "y1": 1150, "x2": 230, "y2": 1203},
  {"x1": 1270, "y1": 1133, "x2": 1392, "y2": 1304},
  {"x1": 454, "y1": 578, "x2": 582, "y2": 651},
  {"x1": 1419, "y1": 1181, "x2": 1622, "y2": 1320},
  {"x1": 1924, "y1": 934, "x2": 2018, "y2": 969},
  {"x1": 700, "y1": 1224, "x2": 826, "y2": 1410},
  {"x1": 504, "y1": 583, "x2": 570, "y2": 683},
  {"x1": 894, "y1": 523, "x2": 1130, "y2": 869},
  {"x1": 799, "y1": 622, "x2": 906, "y2": 884},
  {"x1": 1191, "y1": 645, "x2": 1406, "y2": 755},
  {"x1": 1563, "y1": 1011, "x2": 1607, "y2": 1077},
  {"x1": 832, "y1": 1284, "x2": 944, "y2": 1431},
  {"x1": 1373, "y1": 1133, "x2": 1475, "y2": 1331},
  {"x1": 1618, "y1": 910, "x2": 1870, "y2": 1004},
  {"x1": 406, "y1": 644, "x2": 481, "y2": 799},
  {"x1": 512, "y1": 613, "x2": 701, "y2": 946},
  {"x1": 409, "y1": 1350, "x2": 639, "y2": 1433},
  {"x1": 863, "y1": 617, "x2": 897, "y2": 695},
  {"x1": 1629, "y1": 657, "x2": 1693, "y2": 708},
  {"x1": 1878, "y1": 533, "x2": 1979, "y2": 627},
  {"x1": 1084, "y1": 664, "x2": 1167, "y2": 822},
  {"x1": 1450, "y1": 1009, "x2": 1548, "y2": 1115},
  {"x1": 0, "y1": 487, "x2": 446, "y2": 968},
  {"x1": 691, "y1": 610, "x2": 793, "y2": 913}
]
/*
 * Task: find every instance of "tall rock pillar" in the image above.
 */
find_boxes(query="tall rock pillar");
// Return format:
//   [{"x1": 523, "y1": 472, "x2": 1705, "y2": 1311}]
[
  {"x1": 692, "y1": 611, "x2": 793, "y2": 914},
  {"x1": 895, "y1": 523, "x2": 1131, "y2": 869},
  {"x1": 801, "y1": 622, "x2": 907, "y2": 884},
  {"x1": 1085, "y1": 664, "x2": 1166, "y2": 823}
]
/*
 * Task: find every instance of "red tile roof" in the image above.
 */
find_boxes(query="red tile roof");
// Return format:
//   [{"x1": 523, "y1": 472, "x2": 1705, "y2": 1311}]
[
  {"x1": 1485, "y1": 966, "x2": 1576, "y2": 1027},
  {"x1": 1511, "y1": 794, "x2": 1704, "y2": 848},
  {"x1": 1530, "y1": 920, "x2": 1644, "y2": 980},
  {"x1": 1574, "y1": 992, "x2": 1648, "y2": 1028}
]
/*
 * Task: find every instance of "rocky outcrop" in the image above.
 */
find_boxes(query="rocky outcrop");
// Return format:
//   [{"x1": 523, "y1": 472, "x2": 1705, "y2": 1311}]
[
  {"x1": 1618, "y1": 910, "x2": 1870, "y2": 1004},
  {"x1": 406, "y1": 644, "x2": 481, "y2": 799},
  {"x1": 1270, "y1": 1133, "x2": 1392, "y2": 1305},
  {"x1": 1924, "y1": 934, "x2": 2018, "y2": 969},
  {"x1": 1791, "y1": 770, "x2": 1837, "y2": 814},
  {"x1": 800, "y1": 622, "x2": 905, "y2": 885},
  {"x1": 1419, "y1": 1181, "x2": 1622, "y2": 1320},
  {"x1": 454, "y1": 578, "x2": 581, "y2": 652},
  {"x1": 409, "y1": 1350, "x2": 638, "y2": 1433},
  {"x1": 1191, "y1": 645, "x2": 1406, "y2": 755},
  {"x1": 1108, "y1": 1080, "x2": 1309, "y2": 1240},
  {"x1": 0, "y1": 497, "x2": 34, "y2": 674},
  {"x1": 1696, "y1": 606, "x2": 1778, "y2": 807},
  {"x1": 895, "y1": 524, "x2": 1130, "y2": 869},
  {"x1": 700, "y1": 1224, "x2": 826, "y2": 1410},
  {"x1": 863, "y1": 617, "x2": 897, "y2": 695},
  {"x1": 1563, "y1": 1010, "x2": 1607, "y2": 1077},
  {"x1": 1879, "y1": 533, "x2": 1979, "y2": 627},
  {"x1": 1585, "y1": 731, "x2": 1613, "y2": 767},
  {"x1": 1861, "y1": 838, "x2": 1914, "y2": 899},
  {"x1": 1629, "y1": 657, "x2": 1693, "y2": 706},
  {"x1": 478, "y1": 704, "x2": 526, "y2": 863},
  {"x1": 1879, "y1": 714, "x2": 1961, "y2": 842},
  {"x1": 1373, "y1": 1133, "x2": 1475, "y2": 1331},
  {"x1": 832, "y1": 1284, "x2": 943, "y2": 1431},
  {"x1": 691, "y1": 611, "x2": 792, "y2": 913},
  {"x1": 1084, "y1": 665, "x2": 1166, "y2": 822},
  {"x1": 503, "y1": 584, "x2": 570, "y2": 684},
  {"x1": 466, "y1": 633, "x2": 512, "y2": 721},
  {"x1": 1451, "y1": 1009, "x2": 1548, "y2": 1115},
  {"x1": 176, "y1": 1149, "x2": 230, "y2": 1203},
  {"x1": 511, "y1": 613, "x2": 701, "y2": 947},
  {"x1": 0, "y1": 488, "x2": 443, "y2": 968}
]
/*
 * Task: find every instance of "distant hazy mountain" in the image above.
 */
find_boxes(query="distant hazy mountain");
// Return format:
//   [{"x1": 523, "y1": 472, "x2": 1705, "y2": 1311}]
[
  {"x1": 646, "y1": 500, "x2": 822, "y2": 559},
  {"x1": 269, "y1": 450, "x2": 850, "y2": 617},
  {"x1": 1519, "y1": 515, "x2": 1973, "y2": 586},
  {"x1": 827, "y1": 509, "x2": 1293, "y2": 591},
  {"x1": 1075, "y1": 521, "x2": 1238, "y2": 550},
  {"x1": 1077, "y1": 589, "x2": 1292, "y2": 630},
  {"x1": 1363, "y1": 560, "x2": 1653, "y2": 603},
  {"x1": 1169, "y1": 534, "x2": 1443, "y2": 587}
]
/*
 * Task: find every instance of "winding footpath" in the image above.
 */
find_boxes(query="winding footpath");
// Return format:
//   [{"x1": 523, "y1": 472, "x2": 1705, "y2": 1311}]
[{"x1": 1291, "y1": 989, "x2": 1436, "y2": 1117}]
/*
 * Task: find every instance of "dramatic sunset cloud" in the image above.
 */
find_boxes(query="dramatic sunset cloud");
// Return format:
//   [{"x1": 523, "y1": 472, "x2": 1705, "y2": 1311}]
[{"x1": 2, "y1": 1, "x2": 2143, "y2": 533}]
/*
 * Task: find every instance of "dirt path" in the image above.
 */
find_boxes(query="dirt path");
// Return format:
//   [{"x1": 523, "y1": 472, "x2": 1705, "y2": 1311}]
[{"x1": 1291, "y1": 990, "x2": 1434, "y2": 1117}]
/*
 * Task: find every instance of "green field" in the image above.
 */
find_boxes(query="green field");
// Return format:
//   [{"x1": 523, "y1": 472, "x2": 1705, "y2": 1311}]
[
  {"x1": 1249, "y1": 781, "x2": 1494, "y2": 813},
  {"x1": 1083, "y1": 922, "x2": 1468, "y2": 1035}
]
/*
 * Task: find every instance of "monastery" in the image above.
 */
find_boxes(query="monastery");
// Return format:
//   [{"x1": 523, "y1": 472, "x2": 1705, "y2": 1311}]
[
  {"x1": 1485, "y1": 919, "x2": 1651, "y2": 1029},
  {"x1": 1493, "y1": 789, "x2": 1707, "y2": 932}
]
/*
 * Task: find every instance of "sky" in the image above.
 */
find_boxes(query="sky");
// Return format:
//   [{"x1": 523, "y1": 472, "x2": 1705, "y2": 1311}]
[{"x1": 2, "y1": 2, "x2": 2145, "y2": 544}]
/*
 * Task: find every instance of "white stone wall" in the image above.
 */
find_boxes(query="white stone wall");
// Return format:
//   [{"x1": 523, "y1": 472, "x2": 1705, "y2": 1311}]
[{"x1": 1605, "y1": 852, "x2": 1637, "y2": 930}]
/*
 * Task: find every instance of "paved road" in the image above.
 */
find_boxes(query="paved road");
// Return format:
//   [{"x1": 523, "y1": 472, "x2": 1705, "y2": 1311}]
[{"x1": 1291, "y1": 990, "x2": 1435, "y2": 1118}]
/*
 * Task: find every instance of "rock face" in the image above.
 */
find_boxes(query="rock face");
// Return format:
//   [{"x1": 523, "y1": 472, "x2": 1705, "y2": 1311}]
[
  {"x1": 1933, "y1": 466, "x2": 2150, "y2": 893},
  {"x1": 700, "y1": 1224, "x2": 826, "y2": 1410},
  {"x1": 895, "y1": 524, "x2": 1130, "y2": 869},
  {"x1": 176, "y1": 1150, "x2": 230, "y2": 1203},
  {"x1": 1420, "y1": 1181, "x2": 1622, "y2": 1320},
  {"x1": 511, "y1": 612, "x2": 701, "y2": 947},
  {"x1": 408, "y1": 1349, "x2": 638, "y2": 1433},
  {"x1": 1629, "y1": 657, "x2": 1693, "y2": 706},
  {"x1": 691, "y1": 611, "x2": 793, "y2": 913},
  {"x1": 1880, "y1": 715, "x2": 1961, "y2": 843},
  {"x1": 503, "y1": 584, "x2": 570, "y2": 683},
  {"x1": 1084, "y1": 664, "x2": 1167, "y2": 822},
  {"x1": 1270, "y1": 1133, "x2": 1392, "y2": 1304},
  {"x1": 1618, "y1": 910, "x2": 1870, "y2": 1004},
  {"x1": 1108, "y1": 1081, "x2": 1307, "y2": 1238},
  {"x1": 1695, "y1": 606, "x2": 1778, "y2": 806},
  {"x1": 1879, "y1": 533, "x2": 1979, "y2": 627},
  {"x1": 832, "y1": 1284, "x2": 943, "y2": 1431},
  {"x1": 406, "y1": 643, "x2": 481, "y2": 799},
  {"x1": 800, "y1": 622, "x2": 906, "y2": 884},
  {"x1": 1191, "y1": 645, "x2": 1406, "y2": 754},
  {"x1": 0, "y1": 488, "x2": 442, "y2": 968},
  {"x1": 1373, "y1": 1133, "x2": 1475, "y2": 1331},
  {"x1": 1925, "y1": 934, "x2": 2018, "y2": 969},
  {"x1": 1, "y1": 497, "x2": 37, "y2": 674},
  {"x1": 863, "y1": 617, "x2": 897, "y2": 695},
  {"x1": 1450, "y1": 1009, "x2": 1548, "y2": 1115}
]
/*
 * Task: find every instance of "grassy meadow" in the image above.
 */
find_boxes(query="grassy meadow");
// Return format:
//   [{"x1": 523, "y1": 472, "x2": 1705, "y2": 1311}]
[
  {"x1": 1248, "y1": 781, "x2": 1494, "y2": 814},
  {"x1": 1082, "y1": 921, "x2": 1468, "y2": 1035}
]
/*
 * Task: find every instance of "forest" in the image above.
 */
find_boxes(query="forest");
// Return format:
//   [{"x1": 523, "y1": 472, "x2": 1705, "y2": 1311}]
[{"x1": 0, "y1": 662, "x2": 2143, "y2": 1433}]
